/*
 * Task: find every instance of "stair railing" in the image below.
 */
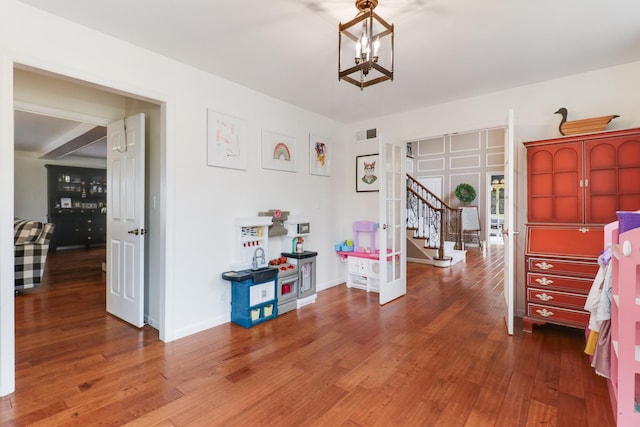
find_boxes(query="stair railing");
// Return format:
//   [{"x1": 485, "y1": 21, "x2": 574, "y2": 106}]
[{"x1": 406, "y1": 175, "x2": 463, "y2": 259}]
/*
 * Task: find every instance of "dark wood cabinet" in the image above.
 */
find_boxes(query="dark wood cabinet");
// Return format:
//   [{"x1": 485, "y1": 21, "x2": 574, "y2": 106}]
[
  {"x1": 45, "y1": 165, "x2": 107, "y2": 250},
  {"x1": 523, "y1": 128, "x2": 640, "y2": 332}
]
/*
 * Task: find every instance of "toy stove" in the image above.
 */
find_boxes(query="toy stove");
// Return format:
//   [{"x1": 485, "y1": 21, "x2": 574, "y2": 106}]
[{"x1": 274, "y1": 262, "x2": 299, "y2": 314}]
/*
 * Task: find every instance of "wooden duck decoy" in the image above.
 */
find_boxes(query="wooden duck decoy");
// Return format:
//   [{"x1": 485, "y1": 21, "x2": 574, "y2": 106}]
[{"x1": 554, "y1": 107, "x2": 619, "y2": 136}]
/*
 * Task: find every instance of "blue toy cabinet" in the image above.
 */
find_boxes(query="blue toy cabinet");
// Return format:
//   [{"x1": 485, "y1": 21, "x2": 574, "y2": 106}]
[{"x1": 222, "y1": 268, "x2": 278, "y2": 328}]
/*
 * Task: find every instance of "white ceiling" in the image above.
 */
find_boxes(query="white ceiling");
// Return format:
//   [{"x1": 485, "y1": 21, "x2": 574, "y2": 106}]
[
  {"x1": 14, "y1": 110, "x2": 106, "y2": 159},
  {"x1": 13, "y1": 0, "x2": 640, "y2": 157}
]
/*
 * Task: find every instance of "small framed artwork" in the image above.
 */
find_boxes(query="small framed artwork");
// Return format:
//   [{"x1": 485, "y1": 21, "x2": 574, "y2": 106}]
[
  {"x1": 309, "y1": 134, "x2": 331, "y2": 177},
  {"x1": 356, "y1": 153, "x2": 380, "y2": 192},
  {"x1": 262, "y1": 129, "x2": 296, "y2": 172},
  {"x1": 207, "y1": 110, "x2": 248, "y2": 170},
  {"x1": 61, "y1": 197, "x2": 72, "y2": 208},
  {"x1": 406, "y1": 141, "x2": 414, "y2": 158}
]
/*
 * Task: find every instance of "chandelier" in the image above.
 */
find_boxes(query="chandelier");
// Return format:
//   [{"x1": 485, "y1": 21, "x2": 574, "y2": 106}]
[{"x1": 338, "y1": 0, "x2": 394, "y2": 90}]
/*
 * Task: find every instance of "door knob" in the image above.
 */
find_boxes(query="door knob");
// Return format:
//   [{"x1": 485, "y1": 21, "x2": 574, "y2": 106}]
[{"x1": 128, "y1": 228, "x2": 147, "y2": 235}]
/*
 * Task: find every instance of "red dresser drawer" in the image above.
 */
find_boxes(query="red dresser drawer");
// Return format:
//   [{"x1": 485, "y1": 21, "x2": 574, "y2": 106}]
[
  {"x1": 527, "y1": 288, "x2": 587, "y2": 310},
  {"x1": 527, "y1": 303, "x2": 589, "y2": 327},
  {"x1": 526, "y1": 226, "x2": 603, "y2": 259},
  {"x1": 527, "y1": 257, "x2": 599, "y2": 278},
  {"x1": 527, "y1": 272, "x2": 594, "y2": 293}
]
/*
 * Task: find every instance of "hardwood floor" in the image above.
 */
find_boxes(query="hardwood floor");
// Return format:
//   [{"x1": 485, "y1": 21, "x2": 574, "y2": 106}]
[{"x1": 1, "y1": 245, "x2": 615, "y2": 426}]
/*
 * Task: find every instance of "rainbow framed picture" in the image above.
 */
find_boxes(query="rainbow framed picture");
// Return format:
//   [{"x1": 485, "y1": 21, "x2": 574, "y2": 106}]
[{"x1": 261, "y1": 129, "x2": 297, "y2": 172}]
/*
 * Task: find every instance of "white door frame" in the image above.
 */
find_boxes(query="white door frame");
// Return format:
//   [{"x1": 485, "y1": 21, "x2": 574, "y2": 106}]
[
  {"x1": 0, "y1": 53, "x2": 16, "y2": 396},
  {"x1": 1, "y1": 58, "x2": 171, "y2": 396},
  {"x1": 503, "y1": 109, "x2": 516, "y2": 335}
]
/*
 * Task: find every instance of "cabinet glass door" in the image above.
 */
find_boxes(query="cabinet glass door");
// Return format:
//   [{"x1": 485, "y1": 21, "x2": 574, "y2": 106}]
[
  {"x1": 527, "y1": 141, "x2": 582, "y2": 223},
  {"x1": 585, "y1": 136, "x2": 640, "y2": 224},
  {"x1": 57, "y1": 172, "x2": 83, "y2": 193}
]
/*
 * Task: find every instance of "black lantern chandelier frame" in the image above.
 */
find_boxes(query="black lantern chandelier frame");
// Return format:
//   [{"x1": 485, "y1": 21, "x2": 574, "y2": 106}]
[{"x1": 338, "y1": 0, "x2": 394, "y2": 90}]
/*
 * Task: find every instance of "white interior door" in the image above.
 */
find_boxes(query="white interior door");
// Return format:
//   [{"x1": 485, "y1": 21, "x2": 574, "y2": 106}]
[
  {"x1": 502, "y1": 109, "x2": 516, "y2": 335},
  {"x1": 106, "y1": 113, "x2": 145, "y2": 327},
  {"x1": 379, "y1": 137, "x2": 407, "y2": 305}
]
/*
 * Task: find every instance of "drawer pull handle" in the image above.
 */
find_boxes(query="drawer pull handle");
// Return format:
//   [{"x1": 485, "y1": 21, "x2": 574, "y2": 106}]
[
  {"x1": 535, "y1": 262, "x2": 554, "y2": 270},
  {"x1": 536, "y1": 308, "x2": 554, "y2": 318},
  {"x1": 578, "y1": 227, "x2": 589, "y2": 233},
  {"x1": 535, "y1": 277, "x2": 554, "y2": 286},
  {"x1": 535, "y1": 293, "x2": 554, "y2": 302}
]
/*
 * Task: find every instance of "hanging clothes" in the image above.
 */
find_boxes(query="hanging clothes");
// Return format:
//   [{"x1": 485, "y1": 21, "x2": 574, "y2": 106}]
[
  {"x1": 583, "y1": 248, "x2": 612, "y2": 356},
  {"x1": 591, "y1": 319, "x2": 611, "y2": 378}
]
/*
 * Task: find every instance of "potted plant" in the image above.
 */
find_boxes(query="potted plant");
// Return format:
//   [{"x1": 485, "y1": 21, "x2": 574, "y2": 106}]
[{"x1": 455, "y1": 183, "x2": 477, "y2": 205}]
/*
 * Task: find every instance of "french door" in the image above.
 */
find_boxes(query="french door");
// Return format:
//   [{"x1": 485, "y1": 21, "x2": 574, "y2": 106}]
[{"x1": 378, "y1": 136, "x2": 407, "y2": 305}]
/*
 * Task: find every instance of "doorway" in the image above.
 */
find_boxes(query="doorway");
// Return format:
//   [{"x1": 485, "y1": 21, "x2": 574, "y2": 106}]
[
  {"x1": 486, "y1": 172, "x2": 505, "y2": 246},
  {"x1": 4, "y1": 64, "x2": 167, "y2": 396},
  {"x1": 13, "y1": 67, "x2": 163, "y2": 327}
]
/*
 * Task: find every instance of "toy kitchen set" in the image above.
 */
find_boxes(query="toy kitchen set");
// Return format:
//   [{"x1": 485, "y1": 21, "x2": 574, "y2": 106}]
[{"x1": 221, "y1": 210, "x2": 317, "y2": 328}]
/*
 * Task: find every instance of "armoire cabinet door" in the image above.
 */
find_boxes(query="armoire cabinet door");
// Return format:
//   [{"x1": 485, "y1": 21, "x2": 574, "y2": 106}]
[
  {"x1": 585, "y1": 134, "x2": 640, "y2": 224},
  {"x1": 527, "y1": 141, "x2": 583, "y2": 223}
]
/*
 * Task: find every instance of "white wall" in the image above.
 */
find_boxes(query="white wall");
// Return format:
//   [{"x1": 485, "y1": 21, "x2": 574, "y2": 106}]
[
  {"x1": 338, "y1": 136, "x2": 380, "y2": 243},
  {"x1": 14, "y1": 68, "x2": 126, "y2": 124},
  {"x1": 346, "y1": 61, "x2": 640, "y2": 317},
  {"x1": 0, "y1": 48, "x2": 16, "y2": 396}
]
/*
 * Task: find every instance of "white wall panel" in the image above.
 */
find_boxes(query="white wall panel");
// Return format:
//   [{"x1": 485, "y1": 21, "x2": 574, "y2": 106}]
[
  {"x1": 450, "y1": 155, "x2": 480, "y2": 169},
  {"x1": 417, "y1": 158, "x2": 445, "y2": 172},
  {"x1": 450, "y1": 132, "x2": 480, "y2": 152},
  {"x1": 417, "y1": 137, "x2": 445, "y2": 156},
  {"x1": 486, "y1": 152, "x2": 504, "y2": 167}
]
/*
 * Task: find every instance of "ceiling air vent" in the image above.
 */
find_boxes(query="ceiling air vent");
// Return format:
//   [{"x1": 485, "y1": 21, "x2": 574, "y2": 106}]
[{"x1": 355, "y1": 128, "x2": 377, "y2": 142}]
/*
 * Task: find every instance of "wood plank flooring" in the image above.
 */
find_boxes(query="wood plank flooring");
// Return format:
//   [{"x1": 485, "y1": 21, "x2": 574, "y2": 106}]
[{"x1": 1, "y1": 245, "x2": 615, "y2": 426}]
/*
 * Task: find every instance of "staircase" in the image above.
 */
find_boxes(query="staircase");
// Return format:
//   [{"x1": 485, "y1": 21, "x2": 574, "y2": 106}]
[{"x1": 406, "y1": 175, "x2": 466, "y2": 267}]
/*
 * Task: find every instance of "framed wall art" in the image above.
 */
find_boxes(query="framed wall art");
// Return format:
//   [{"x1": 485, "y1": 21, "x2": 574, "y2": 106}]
[
  {"x1": 309, "y1": 133, "x2": 331, "y2": 177},
  {"x1": 356, "y1": 153, "x2": 380, "y2": 192},
  {"x1": 207, "y1": 109, "x2": 248, "y2": 170},
  {"x1": 262, "y1": 129, "x2": 297, "y2": 172},
  {"x1": 406, "y1": 141, "x2": 414, "y2": 158}
]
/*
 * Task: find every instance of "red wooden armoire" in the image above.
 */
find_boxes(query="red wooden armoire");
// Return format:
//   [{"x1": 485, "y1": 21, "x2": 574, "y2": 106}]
[{"x1": 523, "y1": 128, "x2": 640, "y2": 332}]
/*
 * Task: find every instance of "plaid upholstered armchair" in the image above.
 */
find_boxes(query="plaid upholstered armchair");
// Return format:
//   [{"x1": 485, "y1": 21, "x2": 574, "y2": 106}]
[{"x1": 14, "y1": 219, "x2": 55, "y2": 292}]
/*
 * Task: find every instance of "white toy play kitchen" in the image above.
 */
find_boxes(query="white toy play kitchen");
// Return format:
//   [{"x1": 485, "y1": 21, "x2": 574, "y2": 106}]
[
  {"x1": 221, "y1": 213, "x2": 317, "y2": 328},
  {"x1": 281, "y1": 216, "x2": 317, "y2": 310}
]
